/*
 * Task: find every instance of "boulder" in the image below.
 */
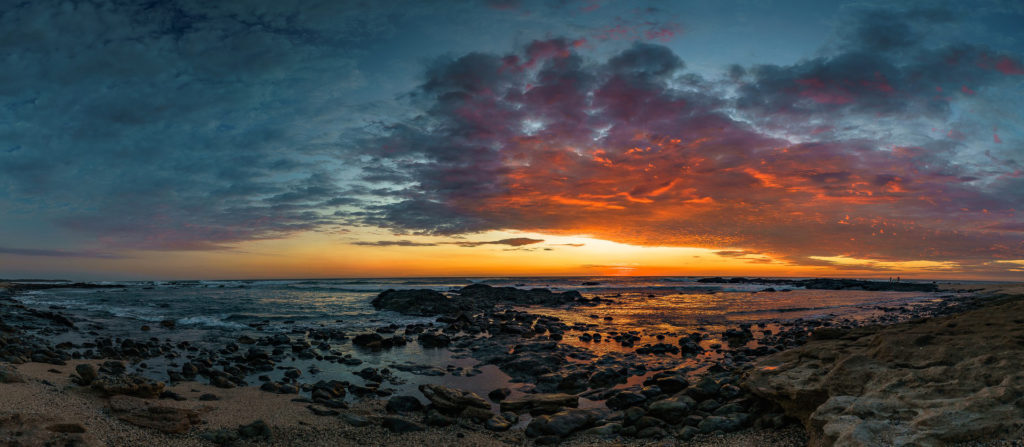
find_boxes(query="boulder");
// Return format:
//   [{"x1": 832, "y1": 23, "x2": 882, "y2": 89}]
[
  {"x1": 647, "y1": 394, "x2": 697, "y2": 423},
  {"x1": 526, "y1": 408, "x2": 600, "y2": 438},
  {"x1": 386, "y1": 396, "x2": 424, "y2": 413},
  {"x1": 418, "y1": 384, "x2": 489, "y2": 414},
  {"x1": 74, "y1": 364, "x2": 98, "y2": 385}
]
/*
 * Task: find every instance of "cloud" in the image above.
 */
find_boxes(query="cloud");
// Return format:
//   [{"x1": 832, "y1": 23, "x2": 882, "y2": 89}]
[
  {"x1": 348, "y1": 11, "x2": 1024, "y2": 269},
  {"x1": 351, "y1": 240, "x2": 438, "y2": 247},
  {"x1": 0, "y1": 246, "x2": 125, "y2": 259},
  {"x1": 452, "y1": 238, "x2": 544, "y2": 247},
  {"x1": 0, "y1": 0, "x2": 394, "y2": 250}
]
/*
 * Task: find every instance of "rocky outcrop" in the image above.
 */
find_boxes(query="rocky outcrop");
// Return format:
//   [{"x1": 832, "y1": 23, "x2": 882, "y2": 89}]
[
  {"x1": 697, "y1": 277, "x2": 939, "y2": 292},
  {"x1": 371, "y1": 289, "x2": 464, "y2": 316},
  {"x1": 744, "y1": 295, "x2": 1024, "y2": 446},
  {"x1": 372, "y1": 284, "x2": 595, "y2": 316}
]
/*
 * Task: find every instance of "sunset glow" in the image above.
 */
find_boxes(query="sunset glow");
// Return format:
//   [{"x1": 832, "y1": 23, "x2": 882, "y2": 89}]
[{"x1": 1, "y1": 1, "x2": 1022, "y2": 280}]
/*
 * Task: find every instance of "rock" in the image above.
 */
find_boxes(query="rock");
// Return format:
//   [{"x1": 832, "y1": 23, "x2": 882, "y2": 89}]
[
  {"x1": 685, "y1": 377, "x2": 720, "y2": 401},
  {"x1": 0, "y1": 365, "x2": 25, "y2": 383},
  {"x1": 588, "y1": 367, "x2": 627, "y2": 388},
  {"x1": 677, "y1": 425, "x2": 700, "y2": 440},
  {"x1": 0, "y1": 414, "x2": 100, "y2": 447},
  {"x1": 418, "y1": 384, "x2": 488, "y2": 414},
  {"x1": 210, "y1": 375, "x2": 236, "y2": 389},
  {"x1": 485, "y1": 414, "x2": 513, "y2": 431},
  {"x1": 386, "y1": 396, "x2": 424, "y2": 413},
  {"x1": 605, "y1": 391, "x2": 647, "y2": 410},
  {"x1": 698, "y1": 414, "x2": 744, "y2": 433},
  {"x1": 582, "y1": 422, "x2": 622, "y2": 437},
  {"x1": 637, "y1": 426, "x2": 668, "y2": 439},
  {"x1": 424, "y1": 409, "x2": 456, "y2": 426},
  {"x1": 198, "y1": 393, "x2": 219, "y2": 401},
  {"x1": 74, "y1": 364, "x2": 98, "y2": 385},
  {"x1": 340, "y1": 413, "x2": 371, "y2": 427},
  {"x1": 200, "y1": 429, "x2": 238, "y2": 445},
  {"x1": 352, "y1": 333, "x2": 384, "y2": 348},
  {"x1": 534, "y1": 435, "x2": 561, "y2": 445},
  {"x1": 488, "y1": 387, "x2": 511, "y2": 402},
  {"x1": 381, "y1": 416, "x2": 425, "y2": 433},
  {"x1": 91, "y1": 375, "x2": 165, "y2": 399},
  {"x1": 500, "y1": 393, "x2": 579, "y2": 414},
  {"x1": 461, "y1": 405, "x2": 495, "y2": 422},
  {"x1": 744, "y1": 297, "x2": 1024, "y2": 446},
  {"x1": 623, "y1": 406, "x2": 645, "y2": 426},
  {"x1": 306, "y1": 405, "x2": 338, "y2": 416},
  {"x1": 418, "y1": 333, "x2": 451, "y2": 348},
  {"x1": 371, "y1": 289, "x2": 462, "y2": 316},
  {"x1": 647, "y1": 394, "x2": 697, "y2": 423},
  {"x1": 107, "y1": 395, "x2": 202, "y2": 434},
  {"x1": 645, "y1": 371, "x2": 688, "y2": 393},
  {"x1": 526, "y1": 408, "x2": 599, "y2": 438}
]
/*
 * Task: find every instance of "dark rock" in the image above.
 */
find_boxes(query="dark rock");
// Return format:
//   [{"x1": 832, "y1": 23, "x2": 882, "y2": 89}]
[
  {"x1": 698, "y1": 414, "x2": 745, "y2": 433},
  {"x1": 352, "y1": 333, "x2": 384, "y2": 348},
  {"x1": 381, "y1": 416, "x2": 425, "y2": 433},
  {"x1": 199, "y1": 393, "x2": 220, "y2": 401},
  {"x1": 0, "y1": 365, "x2": 25, "y2": 383},
  {"x1": 372, "y1": 289, "x2": 461, "y2": 316},
  {"x1": 418, "y1": 333, "x2": 451, "y2": 348},
  {"x1": 91, "y1": 375, "x2": 165, "y2": 399},
  {"x1": 526, "y1": 408, "x2": 599, "y2": 438},
  {"x1": 637, "y1": 426, "x2": 668, "y2": 439},
  {"x1": 386, "y1": 396, "x2": 424, "y2": 413},
  {"x1": 500, "y1": 393, "x2": 578, "y2": 414},
  {"x1": 340, "y1": 414, "x2": 371, "y2": 427},
  {"x1": 647, "y1": 394, "x2": 697, "y2": 423},
  {"x1": 418, "y1": 384, "x2": 488, "y2": 414},
  {"x1": 488, "y1": 387, "x2": 511, "y2": 402},
  {"x1": 74, "y1": 364, "x2": 97, "y2": 385},
  {"x1": 107, "y1": 395, "x2": 201, "y2": 434},
  {"x1": 605, "y1": 391, "x2": 647, "y2": 410},
  {"x1": 485, "y1": 414, "x2": 513, "y2": 431},
  {"x1": 424, "y1": 409, "x2": 456, "y2": 427},
  {"x1": 306, "y1": 405, "x2": 339, "y2": 416},
  {"x1": 210, "y1": 375, "x2": 235, "y2": 389},
  {"x1": 200, "y1": 429, "x2": 238, "y2": 445},
  {"x1": 237, "y1": 420, "x2": 271, "y2": 440}
]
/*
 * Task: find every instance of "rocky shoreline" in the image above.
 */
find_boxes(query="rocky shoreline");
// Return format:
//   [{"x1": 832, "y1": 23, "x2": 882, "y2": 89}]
[{"x1": 1, "y1": 279, "x2": 1019, "y2": 446}]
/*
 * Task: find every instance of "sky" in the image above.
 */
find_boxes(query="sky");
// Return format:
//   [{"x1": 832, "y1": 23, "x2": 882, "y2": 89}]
[{"x1": 1, "y1": 0, "x2": 1023, "y2": 280}]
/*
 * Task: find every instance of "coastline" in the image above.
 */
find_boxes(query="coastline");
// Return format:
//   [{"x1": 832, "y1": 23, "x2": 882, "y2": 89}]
[{"x1": 1, "y1": 281, "x2": 1020, "y2": 446}]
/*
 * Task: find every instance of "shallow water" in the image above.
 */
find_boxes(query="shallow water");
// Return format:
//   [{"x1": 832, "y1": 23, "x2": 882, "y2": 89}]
[{"x1": 11, "y1": 276, "x2": 966, "y2": 408}]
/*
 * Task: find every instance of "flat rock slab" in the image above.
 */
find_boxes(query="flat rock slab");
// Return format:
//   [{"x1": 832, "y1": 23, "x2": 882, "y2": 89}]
[
  {"x1": 500, "y1": 393, "x2": 579, "y2": 414},
  {"x1": 0, "y1": 412, "x2": 100, "y2": 446},
  {"x1": 744, "y1": 295, "x2": 1024, "y2": 446},
  {"x1": 107, "y1": 395, "x2": 205, "y2": 434}
]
